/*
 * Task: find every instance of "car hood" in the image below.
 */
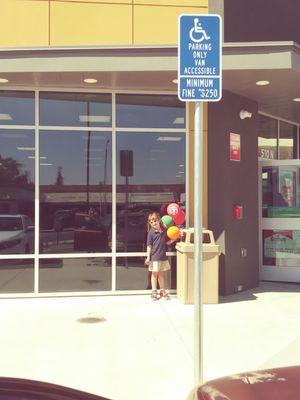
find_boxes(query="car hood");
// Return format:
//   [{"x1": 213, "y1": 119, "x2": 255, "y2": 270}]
[
  {"x1": 0, "y1": 231, "x2": 22, "y2": 242},
  {"x1": 197, "y1": 366, "x2": 300, "y2": 400}
]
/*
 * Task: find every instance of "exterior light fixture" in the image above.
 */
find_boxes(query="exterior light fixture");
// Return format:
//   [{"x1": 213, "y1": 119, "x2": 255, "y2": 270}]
[
  {"x1": 79, "y1": 115, "x2": 110, "y2": 122},
  {"x1": 172, "y1": 79, "x2": 178, "y2": 84},
  {"x1": 0, "y1": 78, "x2": 9, "y2": 83},
  {"x1": 0, "y1": 113, "x2": 12, "y2": 120},
  {"x1": 157, "y1": 136, "x2": 182, "y2": 141},
  {"x1": 84, "y1": 78, "x2": 98, "y2": 84},
  {"x1": 256, "y1": 80, "x2": 270, "y2": 86},
  {"x1": 173, "y1": 117, "x2": 184, "y2": 124},
  {"x1": 239, "y1": 109, "x2": 252, "y2": 119},
  {"x1": 292, "y1": 98, "x2": 300, "y2": 102}
]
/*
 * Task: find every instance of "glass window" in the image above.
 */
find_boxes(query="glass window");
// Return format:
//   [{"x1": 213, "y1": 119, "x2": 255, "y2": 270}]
[
  {"x1": 39, "y1": 131, "x2": 112, "y2": 254},
  {"x1": 262, "y1": 166, "x2": 300, "y2": 218},
  {"x1": 0, "y1": 129, "x2": 35, "y2": 254},
  {"x1": 279, "y1": 121, "x2": 297, "y2": 159},
  {"x1": 116, "y1": 94, "x2": 185, "y2": 129},
  {"x1": 116, "y1": 256, "x2": 176, "y2": 290},
  {"x1": 0, "y1": 91, "x2": 35, "y2": 125},
  {"x1": 263, "y1": 230, "x2": 300, "y2": 267},
  {"x1": 39, "y1": 92, "x2": 112, "y2": 127},
  {"x1": 0, "y1": 260, "x2": 34, "y2": 293},
  {"x1": 115, "y1": 132, "x2": 185, "y2": 289},
  {"x1": 39, "y1": 257, "x2": 111, "y2": 292},
  {"x1": 258, "y1": 115, "x2": 278, "y2": 159}
]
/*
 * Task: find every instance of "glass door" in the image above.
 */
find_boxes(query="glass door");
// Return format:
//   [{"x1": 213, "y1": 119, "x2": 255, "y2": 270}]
[{"x1": 260, "y1": 160, "x2": 300, "y2": 282}]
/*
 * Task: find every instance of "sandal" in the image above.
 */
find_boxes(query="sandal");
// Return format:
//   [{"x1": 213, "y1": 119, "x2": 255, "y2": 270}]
[
  {"x1": 151, "y1": 290, "x2": 158, "y2": 301},
  {"x1": 160, "y1": 289, "x2": 171, "y2": 300}
]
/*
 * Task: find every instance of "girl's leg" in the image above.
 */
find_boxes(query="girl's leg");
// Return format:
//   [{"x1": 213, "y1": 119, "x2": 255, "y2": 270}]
[
  {"x1": 157, "y1": 271, "x2": 165, "y2": 289},
  {"x1": 151, "y1": 272, "x2": 158, "y2": 290},
  {"x1": 151, "y1": 272, "x2": 158, "y2": 301},
  {"x1": 158, "y1": 271, "x2": 170, "y2": 299}
]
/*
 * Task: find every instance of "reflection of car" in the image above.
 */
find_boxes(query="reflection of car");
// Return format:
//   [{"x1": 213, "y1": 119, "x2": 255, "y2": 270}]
[
  {"x1": 0, "y1": 377, "x2": 110, "y2": 400},
  {"x1": 0, "y1": 214, "x2": 34, "y2": 254},
  {"x1": 74, "y1": 213, "x2": 108, "y2": 252},
  {"x1": 193, "y1": 365, "x2": 300, "y2": 400},
  {"x1": 109, "y1": 213, "x2": 147, "y2": 252}
]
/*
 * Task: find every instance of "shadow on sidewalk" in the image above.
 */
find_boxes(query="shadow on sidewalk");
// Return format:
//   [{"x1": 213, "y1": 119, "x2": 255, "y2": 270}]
[{"x1": 219, "y1": 281, "x2": 300, "y2": 304}]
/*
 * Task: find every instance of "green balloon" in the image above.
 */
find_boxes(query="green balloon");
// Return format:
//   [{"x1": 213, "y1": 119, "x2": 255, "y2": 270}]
[{"x1": 161, "y1": 215, "x2": 174, "y2": 228}]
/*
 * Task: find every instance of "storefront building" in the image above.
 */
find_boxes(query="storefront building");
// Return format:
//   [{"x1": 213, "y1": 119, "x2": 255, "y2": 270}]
[
  {"x1": 0, "y1": 1, "x2": 207, "y2": 296},
  {"x1": 1, "y1": 0, "x2": 300, "y2": 297}
]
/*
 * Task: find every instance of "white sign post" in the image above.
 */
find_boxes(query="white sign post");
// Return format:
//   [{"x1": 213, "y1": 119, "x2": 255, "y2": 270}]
[{"x1": 178, "y1": 14, "x2": 222, "y2": 389}]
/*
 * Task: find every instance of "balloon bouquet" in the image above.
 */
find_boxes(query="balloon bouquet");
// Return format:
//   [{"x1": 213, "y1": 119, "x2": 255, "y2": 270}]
[{"x1": 160, "y1": 203, "x2": 185, "y2": 241}]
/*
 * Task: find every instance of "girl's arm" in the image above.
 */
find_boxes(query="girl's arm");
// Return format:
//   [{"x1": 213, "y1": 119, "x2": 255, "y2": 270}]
[
  {"x1": 166, "y1": 239, "x2": 176, "y2": 245},
  {"x1": 145, "y1": 245, "x2": 152, "y2": 265}
]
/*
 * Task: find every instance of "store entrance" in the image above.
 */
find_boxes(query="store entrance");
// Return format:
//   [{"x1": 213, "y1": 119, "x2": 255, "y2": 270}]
[{"x1": 260, "y1": 160, "x2": 300, "y2": 282}]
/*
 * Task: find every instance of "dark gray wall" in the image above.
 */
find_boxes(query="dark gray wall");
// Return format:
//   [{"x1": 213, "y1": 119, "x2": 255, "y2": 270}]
[
  {"x1": 224, "y1": 0, "x2": 300, "y2": 43},
  {"x1": 208, "y1": 90, "x2": 259, "y2": 295}
]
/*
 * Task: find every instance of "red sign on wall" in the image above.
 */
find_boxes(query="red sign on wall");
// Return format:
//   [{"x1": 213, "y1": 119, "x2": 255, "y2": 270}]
[{"x1": 230, "y1": 132, "x2": 241, "y2": 161}]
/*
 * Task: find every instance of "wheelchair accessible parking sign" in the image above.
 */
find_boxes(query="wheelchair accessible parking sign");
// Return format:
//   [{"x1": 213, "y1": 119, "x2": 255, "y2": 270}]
[{"x1": 178, "y1": 14, "x2": 222, "y2": 102}]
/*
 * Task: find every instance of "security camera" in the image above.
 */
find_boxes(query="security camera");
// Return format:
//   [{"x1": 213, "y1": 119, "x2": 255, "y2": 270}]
[{"x1": 239, "y1": 109, "x2": 252, "y2": 119}]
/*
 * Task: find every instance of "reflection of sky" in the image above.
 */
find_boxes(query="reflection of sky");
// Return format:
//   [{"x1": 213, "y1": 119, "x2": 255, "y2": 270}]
[
  {"x1": 0, "y1": 130, "x2": 185, "y2": 186},
  {"x1": 40, "y1": 97, "x2": 112, "y2": 127},
  {"x1": 40, "y1": 131, "x2": 112, "y2": 185},
  {"x1": 0, "y1": 93, "x2": 35, "y2": 125},
  {"x1": 117, "y1": 133, "x2": 185, "y2": 184},
  {"x1": 0, "y1": 130, "x2": 35, "y2": 182},
  {"x1": 116, "y1": 104, "x2": 185, "y2": 129}
]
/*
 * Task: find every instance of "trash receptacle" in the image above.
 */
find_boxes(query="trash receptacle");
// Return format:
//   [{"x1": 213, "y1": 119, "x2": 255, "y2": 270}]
[{"x1": 175, "y1": 228, "x2": 220, "y2": 305}]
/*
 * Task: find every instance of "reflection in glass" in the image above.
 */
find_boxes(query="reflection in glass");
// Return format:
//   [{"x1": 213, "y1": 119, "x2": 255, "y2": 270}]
[
  {"x1": 0, "y1": 91, "x2": 35, "y2": 125},
  {"x1": 0, "y1": 259, "x2": 34, "y2": 293},
  {"x1": 39, "y1": 258, "x2": 111, "y2": 292},
  {"x1": 263, "y1": 230, "x2": 300, "y2": 267},
  {"x1": 258, "y1": 115, "x2": 278, "y2": 159},
  {"x1": 39, "y1": 92, "x2": 112, "y2": 127},
  {"x1": 0, "y1": 130, "x2": 35, "y2": 254},
  {"x1": 262, "y1": 166, "x2": 300, "y2": 217},
  {"x1": 116, "y1": 94, "x2": 185, "y2": 129},
  {"x1": 279, "y1": 121, "x2": 297, "y2": 159},
  {"x1": 116, "y1": 256, "x2": 176, "y2": 290},
  {"x1": 39, "y1": 131, "x2": 112, "y2": 253},
  {"x1": 115, "y1": 132, "x2": 185, "y2": 254}
]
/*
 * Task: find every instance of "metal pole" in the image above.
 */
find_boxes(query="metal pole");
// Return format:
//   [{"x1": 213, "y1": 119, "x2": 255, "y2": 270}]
[{"x1": 194, "y1": 101, "x2": 203, "y2": 387}]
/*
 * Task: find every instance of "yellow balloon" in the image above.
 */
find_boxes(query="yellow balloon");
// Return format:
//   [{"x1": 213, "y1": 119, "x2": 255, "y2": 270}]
[{"x1": 167, "y1": 226, "x2": 180, "y2": 240}]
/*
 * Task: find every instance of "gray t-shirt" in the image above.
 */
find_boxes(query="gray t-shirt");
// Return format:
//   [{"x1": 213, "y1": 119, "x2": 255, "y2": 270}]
[{"x1": 147, "y1": 228, "x2": 167, "y2": 261}]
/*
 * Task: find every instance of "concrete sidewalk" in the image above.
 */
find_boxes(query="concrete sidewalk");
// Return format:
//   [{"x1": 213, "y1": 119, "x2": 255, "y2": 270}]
[{"x1": 1, "y1": 282, "x2": 300, "y2": 400}]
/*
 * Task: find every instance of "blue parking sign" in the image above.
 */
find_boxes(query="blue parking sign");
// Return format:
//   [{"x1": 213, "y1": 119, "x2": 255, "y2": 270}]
[{"x1": 178, "y1": 14, "x2": 222, "y2": 102}]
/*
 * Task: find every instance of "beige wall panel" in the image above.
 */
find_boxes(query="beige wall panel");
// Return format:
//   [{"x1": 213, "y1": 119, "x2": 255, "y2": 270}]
[
  {"x1": 134, "y1": 0, "x2": 207, "y2": 7},
  {"x1": 188, "y1": 103, "x2": 208, "y2": 228},
  {"x1": 58, "y1": 0, "x2": 132, "y2": 3},
  {"x1": 51, "y1": 2, "x2": 132, "y2": 45},
  {"x1": 0, "y1": 0, "x2": 49, "y2": 47},
  {"x1": 134, "y1": 5, "x2": 207, "y2": 44}
]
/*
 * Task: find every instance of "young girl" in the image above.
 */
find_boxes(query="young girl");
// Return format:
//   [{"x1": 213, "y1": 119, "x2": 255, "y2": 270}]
[{"x1": 145, "y1": 211, "x2": 174, "y2": 301}]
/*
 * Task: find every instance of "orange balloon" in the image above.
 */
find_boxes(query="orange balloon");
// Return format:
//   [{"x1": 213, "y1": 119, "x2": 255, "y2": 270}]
[{"x1": 167, "y1": 226, "x2": 180, "y2": 240}]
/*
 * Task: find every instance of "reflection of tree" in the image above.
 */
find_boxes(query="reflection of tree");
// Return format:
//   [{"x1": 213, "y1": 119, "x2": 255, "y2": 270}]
[
  {"x1": 55, "y1": 166, "x2": 64, "y2": 186},
  {"x1": 0, "y1": 155, "x2": 33, "y2": 188}
]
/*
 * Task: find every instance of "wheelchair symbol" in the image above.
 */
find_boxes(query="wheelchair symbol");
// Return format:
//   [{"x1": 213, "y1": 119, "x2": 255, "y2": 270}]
[{"x1": 189, "y1": 18, "x2": 210, "y2": 43}]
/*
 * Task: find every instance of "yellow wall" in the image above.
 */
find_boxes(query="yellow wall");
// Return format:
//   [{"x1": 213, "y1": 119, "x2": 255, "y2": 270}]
[
  {"x1": 0, "y1": 0, "x2": 208, "y2": 47},
  {"x1": 0, "y1": 1, "x2": 49, "y2": 47}
]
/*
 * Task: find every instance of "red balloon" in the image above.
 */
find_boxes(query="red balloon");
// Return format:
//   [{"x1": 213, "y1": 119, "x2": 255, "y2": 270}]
[
  {"x1": 167, "y1": 203, "x2": 180, "y2": 216},
  {"x1": 160, "y1": 203, "x2": 169, "y2": 215},
  {"x1": 173, "y1": 209, "x2": 185, "y2": 225}
]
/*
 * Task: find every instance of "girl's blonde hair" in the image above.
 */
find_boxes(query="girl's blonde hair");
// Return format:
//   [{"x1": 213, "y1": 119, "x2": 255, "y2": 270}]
[{"x1": 147, "y1": 211, "x2": 161, "y2": 232}]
